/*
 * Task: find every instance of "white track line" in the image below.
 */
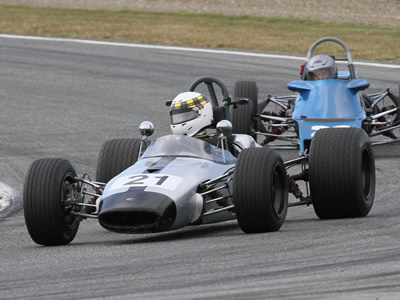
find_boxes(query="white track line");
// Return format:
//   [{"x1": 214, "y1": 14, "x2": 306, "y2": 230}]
[{"x1": 1, "y1": 34, "x2": 399, "y2": 69}]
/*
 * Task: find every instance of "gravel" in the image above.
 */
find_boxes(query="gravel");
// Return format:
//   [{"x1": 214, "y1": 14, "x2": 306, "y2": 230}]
[{"x1": 0, "y1": 0, "x2": 399, "y2": 28}]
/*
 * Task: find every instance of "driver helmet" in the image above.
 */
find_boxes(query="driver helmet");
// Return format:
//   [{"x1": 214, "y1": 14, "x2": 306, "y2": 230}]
[
  {"x1": 170, "y1": 91, "x2": 213, "y2": 136},
  {"x1": 304, "y1": 54, "x2": 337, "y2": 80}
]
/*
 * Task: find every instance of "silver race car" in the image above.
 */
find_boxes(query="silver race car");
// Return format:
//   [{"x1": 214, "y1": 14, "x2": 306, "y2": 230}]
[{"x1": 23, "y1": 77, "x2": 289, "y2": 246}]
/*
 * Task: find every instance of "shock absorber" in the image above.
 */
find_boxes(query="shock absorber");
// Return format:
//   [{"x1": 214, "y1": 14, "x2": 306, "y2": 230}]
[
  {"x1": 288, "y1": 175, "x2": 303, "y2": 199},
  {"x1": 263, "y1": 108, "x2": 288, "y2": 145}
]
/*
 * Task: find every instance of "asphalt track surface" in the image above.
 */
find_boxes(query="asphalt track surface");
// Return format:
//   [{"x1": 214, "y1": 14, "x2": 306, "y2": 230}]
[{"x1": 0, "y1": 36, "x2": 399, "y2": 299}]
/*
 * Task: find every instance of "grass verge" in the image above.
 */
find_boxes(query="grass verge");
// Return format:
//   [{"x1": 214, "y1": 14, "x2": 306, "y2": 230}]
[{"x1": 0, "y1": 4, "x2": 399, "y2": 62}]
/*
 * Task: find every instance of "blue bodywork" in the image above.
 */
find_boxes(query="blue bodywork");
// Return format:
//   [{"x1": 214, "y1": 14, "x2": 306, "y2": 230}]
[{"x1": 288, "y1": 78, "x2": 370, "y2": 153}]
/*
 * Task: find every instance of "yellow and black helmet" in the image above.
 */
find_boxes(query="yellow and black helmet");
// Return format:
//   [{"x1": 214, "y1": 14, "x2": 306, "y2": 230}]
[{"x1": 170, "y1": 92, "x2": 213, "y2": 136}]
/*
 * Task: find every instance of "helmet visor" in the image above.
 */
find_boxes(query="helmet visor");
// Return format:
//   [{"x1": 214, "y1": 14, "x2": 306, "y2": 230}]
[
  {"x1": 170, "y1": 107, "x2": 200, "y2": 125},
  {"x1": 309, "y1": 67, "x2": 336, "y2": 80}
]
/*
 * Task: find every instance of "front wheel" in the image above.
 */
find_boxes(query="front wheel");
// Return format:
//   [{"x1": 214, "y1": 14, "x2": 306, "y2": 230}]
[
  {"x1": 309, "y1": 128, "x2": 375, "y2": 219},
  {"x1": 233, "y1": 148, "x2": 288, "y2": 233},
  {"x1": 23, "y1": 158, "x2": 80, "y2": 246}
]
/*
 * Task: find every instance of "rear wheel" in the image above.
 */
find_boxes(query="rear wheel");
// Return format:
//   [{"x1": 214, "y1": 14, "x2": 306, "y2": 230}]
[
  {"x1": 96, "y1": 138, "x2": 142, "y2": 183},
  {"x1": 309, "y1": 128, "x2": 375, "y2": 219},
  {"x1": 23, "y1": 158, "x2": 79, "y2": 246},
  {"x1": 233, "y1": 147, "x2": 288, "y2": 233},
  {"x1": 232, "y1": 81, "x2": 258, "y2": 136}
]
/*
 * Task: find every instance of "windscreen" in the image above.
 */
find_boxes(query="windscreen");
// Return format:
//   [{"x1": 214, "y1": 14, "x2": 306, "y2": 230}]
[{"x1": 141, "y1": 135, "x2": 236, "y2": 164}]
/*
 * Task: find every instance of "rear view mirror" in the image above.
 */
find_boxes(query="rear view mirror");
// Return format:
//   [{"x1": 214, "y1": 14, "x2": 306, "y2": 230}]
[{"x1": 236, "y1": 97, "x2": 249, "y2": 105}]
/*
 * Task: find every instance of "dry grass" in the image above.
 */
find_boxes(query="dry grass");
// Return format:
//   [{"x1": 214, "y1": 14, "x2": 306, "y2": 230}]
[{"x1": 0, "y1": 5, "x2": 399, "y2": 62}]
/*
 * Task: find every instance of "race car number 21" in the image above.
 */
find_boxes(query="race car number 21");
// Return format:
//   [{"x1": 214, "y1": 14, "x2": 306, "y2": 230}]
[
  {"x1": 124, "y1": 175, "x2": 168, "y2": 186},
  {"x1": 110, "y1": 174, "x2": 183, "y2": 191}
]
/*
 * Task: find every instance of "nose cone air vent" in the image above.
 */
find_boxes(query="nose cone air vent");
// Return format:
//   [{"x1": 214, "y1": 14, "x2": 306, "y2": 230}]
[{"x1": 98, "y1": 189, "x2": 176, "y2": 233}]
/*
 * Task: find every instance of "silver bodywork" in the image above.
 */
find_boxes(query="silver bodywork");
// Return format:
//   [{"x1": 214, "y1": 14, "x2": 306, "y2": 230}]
[
  {"x1": 97, "y1": 134, "x2": 248, "y2": 233},
  {"x1": 232, "y1": 134, "x2": 262, "y2": 152}
]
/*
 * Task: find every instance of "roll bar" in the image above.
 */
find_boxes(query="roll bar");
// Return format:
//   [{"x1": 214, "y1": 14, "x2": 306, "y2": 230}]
[{"x1": 306, "y1": 37, "x2": 357, "y2": 79}]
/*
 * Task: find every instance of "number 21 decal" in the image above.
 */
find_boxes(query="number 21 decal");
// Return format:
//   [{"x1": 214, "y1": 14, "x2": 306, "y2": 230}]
[
  {"x1": 110, "y1": 174, "x2": 182, "y2": 191},
  {"x1": 124, "y1": 175, "x2": 169, "y2": 186}
]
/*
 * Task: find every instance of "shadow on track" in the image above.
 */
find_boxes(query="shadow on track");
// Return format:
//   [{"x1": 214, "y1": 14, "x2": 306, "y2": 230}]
[{"x1": 373, "y1": 143, "x2": 400, "y2": 159}]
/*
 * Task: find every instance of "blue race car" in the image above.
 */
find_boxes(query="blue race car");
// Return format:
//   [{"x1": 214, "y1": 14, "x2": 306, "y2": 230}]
[{"x1": 232, "y1": 37, "x2": 399, "y2": 219}]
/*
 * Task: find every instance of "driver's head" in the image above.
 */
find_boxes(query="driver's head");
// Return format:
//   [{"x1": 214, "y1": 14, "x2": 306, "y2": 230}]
[
  {"x1": 304, "y1": 54, "x2": 337, "y2": 81},
  {"x1": 170, "y1": 92, "x2": 213, "y2": 136}
]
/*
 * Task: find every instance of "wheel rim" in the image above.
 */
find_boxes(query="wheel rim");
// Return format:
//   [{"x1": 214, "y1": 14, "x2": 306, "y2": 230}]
[
  {"x1": 61, "y1": 174, "x2": 78, "y2": 229},
  {"x1": 361, "y1": 148, "x2": 372, "y2": 198},
  {"x1": 380, "y1": 99, "x2": 399, "y2": 126},
  {"x1": 271, "y1": 164, "x2": 286, "y2": 217}
]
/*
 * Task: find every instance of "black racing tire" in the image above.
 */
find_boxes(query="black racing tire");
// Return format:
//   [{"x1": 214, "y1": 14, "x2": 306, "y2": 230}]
[
  {"x1": 232, "y1": 81, "x2": 258, "y2": 136},
  {"x1": 387, "y1": 92, "x2": 400, "y2": 125},
  {"x1": 309, "y1": 128, "x2": 376, "y2": 219},
  {"x1": 96, "y1": 138, "x2": 142, "y2": 183},
  {"x1": 23, "y1": 158, "x2": 79, "y2": 246},
  {"x1": 233, "y1": 147, "x2": 288, "y2": 233}
]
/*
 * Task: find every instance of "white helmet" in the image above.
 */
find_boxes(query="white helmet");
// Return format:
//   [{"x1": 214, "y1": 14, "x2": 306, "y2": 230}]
[{"x1": 170, "y1": 92, "x2": 213, "y2": 136}]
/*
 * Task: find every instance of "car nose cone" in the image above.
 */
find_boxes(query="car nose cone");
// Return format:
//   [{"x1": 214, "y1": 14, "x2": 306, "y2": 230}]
[{"x1": 98, "y1": 188, "x2": 176, "y2": 233}]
